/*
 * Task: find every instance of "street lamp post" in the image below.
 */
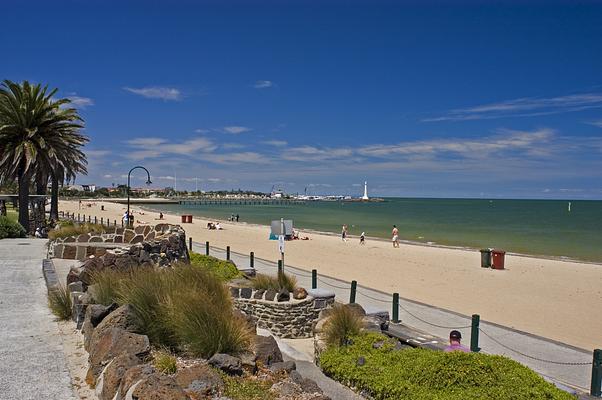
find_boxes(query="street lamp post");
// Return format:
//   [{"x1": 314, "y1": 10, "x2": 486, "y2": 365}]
[{"x1": 127, "y1": 166, "x2": 152, "y2": 226}]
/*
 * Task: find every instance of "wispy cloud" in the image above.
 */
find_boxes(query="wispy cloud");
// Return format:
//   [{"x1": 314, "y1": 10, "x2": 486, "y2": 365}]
[
  {"x1": 424, "y1": 93, "x2": 602, "y2": 122},
  {"x1": 587, "y1": 120, "x2": 602, "y2": 128},
  {"x1": 282, "y1": 146, "x2": 354, "y2": 162},
  {"x1": 125, "y1": 137, "x2": 216, "y2": 160},
  {"x1": 68, "y1": 95, "x2": 94, "y2": 108},
  {"x1": 262, "y1": 140, "x2": 288, "y2": 147},
  {"x1": 205, "y1": 152, "x2": 268, "y2": 164},
  {"x1": 194, "y1": 128, "x2": 210, "y2": 134},
  {"x1": 124, "y1": 86, "x2": 182, "y2": 101},
  {"x1": 253, "y1": 80, "x2": 274, "y2": 89},
  {"x1": 223, "y1": 126, "x2": 252, "y2": 134},
  {"x1": 222, "y1": 143, "x2": 246, "y2": 150}
]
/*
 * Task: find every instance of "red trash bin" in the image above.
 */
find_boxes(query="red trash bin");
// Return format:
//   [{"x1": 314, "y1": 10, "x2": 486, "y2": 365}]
[
  {"x1": 181, "y1": 215, "x2": 187, "y2": 223},
  {"x1": 491, "y1": 249, "x2": 506, "y2": 269},
  {"x1": 186, "y1": 215, "x2": 193, "y2": 223}
]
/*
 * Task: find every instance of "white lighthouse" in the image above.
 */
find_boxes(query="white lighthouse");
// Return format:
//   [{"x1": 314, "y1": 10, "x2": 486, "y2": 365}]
[{"x1": 362, "y1": 181, "x2": 369, "y2": 200}]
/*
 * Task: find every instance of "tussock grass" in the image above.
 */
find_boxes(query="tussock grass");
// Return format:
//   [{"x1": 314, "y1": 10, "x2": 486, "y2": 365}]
[
  {"x1": 48, "y1": 284, "x2": 73, "y2": 320},
  {"x1": 88, "y1": 264, "x2": 253, "y2": 357},
  {"x1": 252, "y1": 272, "x2": 297, "y2": 292},
  {"x1": 323, "y1": 304, "x2": 364, "y2": 347},
  {"x1": 153, "y1": 349, "x2": 177, "y2": 374},
  {"x1": 89, "y1": 269, "x2": 127, "y2": 306}
]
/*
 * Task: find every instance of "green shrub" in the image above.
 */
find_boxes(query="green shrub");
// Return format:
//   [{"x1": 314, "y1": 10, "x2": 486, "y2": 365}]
[
  {"x1": 0, "y1": 216, "x2": 26, "y2": 239},
  {"x1": 222, "y1": 373, "x2": 276, "y2": 400},
  {"x1": 319, "y1": 333, "x2": 574, "y2": 400},
  {"x1": 188, "y1": 252, "x2": 242, "y2": 281},
  {"x1": 48, "y1": 222, "x2": 106, "y2": 240},
  {"x1": 153, "y1": 349, "x2": 177, "y2": 374},
  {"x1": 252, "y1": 272, "x2": 297, "y2": 292},
  {"x1": 89, "y1": 269, "x2": 128, "y2": 306},
  {"x1": 323, "y1": 304, "x2": 364, "y2": 346},
  {"x1": 48, "y1": 284, "x2": 73, "y2": 320}
]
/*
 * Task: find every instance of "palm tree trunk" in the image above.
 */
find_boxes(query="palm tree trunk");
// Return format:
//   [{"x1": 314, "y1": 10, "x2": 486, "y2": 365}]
[
  {"x1": 50, "y1": 172, "x2": 59, "y2": 221},
  {"x1": 17, "y1": 166, "x2": 30, "y2": 233}
]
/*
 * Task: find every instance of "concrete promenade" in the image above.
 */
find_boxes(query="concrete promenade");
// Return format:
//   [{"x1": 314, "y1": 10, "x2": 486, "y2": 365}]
[
  {"x1": 0, "y1": 239, "x2": 77, "y2": 400},
  {"x1": 196, "y1": 242, "x2": 595, "y2": 394}
]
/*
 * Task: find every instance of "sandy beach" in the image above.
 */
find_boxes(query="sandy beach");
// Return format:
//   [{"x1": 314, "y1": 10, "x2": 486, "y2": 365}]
[{"x1": 60, "y1": 199, "x2": 602, "y2": 351}]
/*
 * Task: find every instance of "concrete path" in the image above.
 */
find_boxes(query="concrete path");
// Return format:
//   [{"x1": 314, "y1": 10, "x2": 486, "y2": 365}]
[
  {"x1": 0, "y1": 239, "x2": 77, "y2": 400},
  {"x1": 196, "y1": 242, "x2": 595, "y2": 394}
]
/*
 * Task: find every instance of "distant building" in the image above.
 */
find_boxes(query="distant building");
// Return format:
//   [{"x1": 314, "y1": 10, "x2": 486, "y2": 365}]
[{"x1": 67, "y1": 184, "x2": 96, "y2": 193}]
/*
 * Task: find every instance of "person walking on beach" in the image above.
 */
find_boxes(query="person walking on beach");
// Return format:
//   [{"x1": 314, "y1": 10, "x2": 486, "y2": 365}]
[
  {"x1": 236, "y1": 214, "x2": 239, "y2": 222},
  {"x1": 341, "y1": 224, "x2": 348, "y2": 242},
  {"x1": 360, "y1": 232, "x2": 365, "y2": 245},
  {"x1": 392, "y1": 225, "x2": 399, "y2": 248},
  {"x1": 444, "y1": 330, "x2": 470, "y2": 352}
]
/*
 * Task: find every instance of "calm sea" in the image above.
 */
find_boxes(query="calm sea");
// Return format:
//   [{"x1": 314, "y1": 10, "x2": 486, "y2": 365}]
[{"x1": 149, "y1": 198, "x2": 602, "y2": 263}]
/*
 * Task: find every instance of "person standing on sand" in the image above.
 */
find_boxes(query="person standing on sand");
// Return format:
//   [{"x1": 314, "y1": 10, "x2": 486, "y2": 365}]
[
  {"x1": 392, "y1": 225, "x2": 399, "y2": 248},
  {"x1": 341, "y1": 224, "x2": 348, "y2": 242},
  {"x1": 360, "y1": 232, "x2": 365, "y2": 245}
]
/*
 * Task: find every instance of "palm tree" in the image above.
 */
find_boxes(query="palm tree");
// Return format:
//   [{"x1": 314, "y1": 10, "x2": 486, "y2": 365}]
[{"x1": 0, "y1": 80, "x2": 88, "y2": 231}]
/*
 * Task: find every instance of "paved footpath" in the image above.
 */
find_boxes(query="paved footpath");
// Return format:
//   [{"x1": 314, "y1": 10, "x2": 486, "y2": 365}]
[
  {"x1": 0, "y1": 239, "x2": 77, "y2": 400},
  {"x1": 197, "y1": 243, "x2": 596, "y2": 395}
]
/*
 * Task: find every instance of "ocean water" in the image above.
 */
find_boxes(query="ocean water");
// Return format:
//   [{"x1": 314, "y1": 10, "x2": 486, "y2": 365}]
[{"x1": 150, "y1": 198, "x2": 602, "y2": 263}]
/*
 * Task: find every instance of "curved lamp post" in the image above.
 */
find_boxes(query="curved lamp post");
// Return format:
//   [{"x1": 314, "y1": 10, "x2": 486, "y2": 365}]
[{"x1": 127, "y1": 166, "x2": 152, "y2": 224}]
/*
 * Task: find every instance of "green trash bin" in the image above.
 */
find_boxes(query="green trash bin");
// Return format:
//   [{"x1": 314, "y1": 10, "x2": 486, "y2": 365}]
[{"x1": 479, "y1": 249, "x2": 492, "y2": 268}]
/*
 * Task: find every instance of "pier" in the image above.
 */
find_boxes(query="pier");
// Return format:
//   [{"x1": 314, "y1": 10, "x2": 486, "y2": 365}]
[{"x1": 178, "y1": 198, "x2": 306, "y2": 206}]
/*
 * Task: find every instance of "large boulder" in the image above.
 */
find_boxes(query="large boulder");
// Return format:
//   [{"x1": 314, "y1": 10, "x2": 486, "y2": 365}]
[
  {"x1": 87, "y1": 328, "x2": 150, "y2": 382},
  {"x1": 78, "y1": 257, "x2": 105, "y2": 286},
  {"x1": 117, "y1": 364, "x2": 155, "y2": 399},
  {"x1": 208, "y1": 353, "x2": 243, "y2": 376},
  {"x1": 96, "y1": 353, "x2": 143, "y2": 400},
  {"x1": 126, "y1": 373, "x2": 188, "y2": 400},
  {"x1": 82, "y1": 303, "x2": 119, "y2": 351},
  {"x1": 175, "y1": 364, "x2": 224, "y2": 397},
  {"x1": 253, "y1": 335, "x2": 282, "y2": 366},
  {"x1": 88, "y1": 304, "x2": 140, "y2": 353}
]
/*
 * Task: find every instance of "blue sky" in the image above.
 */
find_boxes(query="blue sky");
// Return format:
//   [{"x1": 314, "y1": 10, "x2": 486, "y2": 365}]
[{"x1": 2, "y1": 0, "x2": 602, "y2": 198}]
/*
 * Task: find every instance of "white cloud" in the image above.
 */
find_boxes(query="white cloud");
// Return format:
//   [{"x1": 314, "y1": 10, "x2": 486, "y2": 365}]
[
  {"x1": 222, "y1": 143, "x2": 246, "y2": 150},
  {"x1": 424, "y1": 93, "x2": 602, "y2": 122},
  {"x1": 223, "y1": 126, "x2": 252, "y2": 134},
  {"x1": 282, "y1": 146, "x2": 353, "y2": 162},
  {"x1": 103, "y1": 174, "x2": 113, "y2": 179},
  {"x1": 587, "y1": 120, "x2": 602, "y2": 128},
  {"x1": 262, "y1": 140, "x2": 288, "y2": 147},
  {"x1": 124, "y1": 86, "x2": 182, "y2": 101},
  {"x1": 85, "y1": 149, "x2": 110, "y2": 157},
  {"x1": 125, "y1": 137, "x2": 216, "y2": 160},
  {"x1": 253, "y1": 80, "x2": 274, "y2": 89},
  {"x1": 68, "y1": 95, "x2": 94, "y2": 108},
  {"x1": 194, "y1": 128, "x2": 210, "y2": 133}
]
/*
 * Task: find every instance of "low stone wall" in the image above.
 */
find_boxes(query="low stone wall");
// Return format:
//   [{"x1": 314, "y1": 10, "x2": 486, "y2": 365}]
[
  {"x1": 231, "y1": 288, "x2": 335, "y2": 339},
  {"x1": 51, "y1": 224, "x2": 177, "y2": 260}
]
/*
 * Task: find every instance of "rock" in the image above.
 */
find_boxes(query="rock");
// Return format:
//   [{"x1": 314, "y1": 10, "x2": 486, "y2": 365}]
[
  {"x1": 87, "y1": 328, "x2": 150, "y2": 382},
  {"x1": 356, "y1": 356, "x2": 366, "y2": 366},
  {"x1": 264, "y1": 288, "x2": 278, "y2": 301},
  {"x1": 298, "y1": 377, "x2": 322, "y2": 394},
  {"x1": 345, "y1": 303, "x2": 366, "y2": 316},
  {"x1": 66, "y1": 265, "x2": 82, "y2": 285},
  {"x1": 306, "y1": 288, "x2": 335, "y2": 299},
  {"x1": 175, "y1": 364, "x2": 224, "y2": 397},
  {"x1": 82, "y1": 303, "x2": 119, "y2": 351},
  {"x1": 253, "y1": 335, "x2": 282, "y2": 366},
  {"x1": 365, "y1": 309, "x2": 390, "y2": 331},
  {"x1": 68, "y1": 281, "x2": 83, "y2": 292},
  {"x1": 240, "y1": 287, "x2": 252, "y2": 299},
  {"x1": 79, "y1": 257, "x2": 105, "y2": 285},
  {"x1": 129, "y1": 372, "x2": 188, "y2": 400},
  {"x1": 276, "y1": 289, "x2": 290, "y2": 302},
  {"x1": 233, "y1": 309, "x2": 257, "y2": 331},
  {"x1": 361, "y1": 315, "x2": 382, "y2": 333},
  {"x1": 117, "y1": 364, "x2": 155, "y2": 398},
  {"x1": 293, "y1": 287, "x2": 308, "y2": 300},
  {"x1": 269, "y1": 360, "x2": 296, "y2": 374},
  {"x1": 372, "y1": 340, "x2": 385, "y2": 349},
  {"x1": 238, "y1": 351, "x2": 258, "y2": 374},
  {"x1": 229, "y1": 287, "x2": 240, "y2": 298},
  {"x1": 208, "y1": 353, "x2": 243, "y2": 375},
  {"x1": 228, "y1": 278, "x2": 253, "y2": 288},
  {"x1": 88, "y1": 304, "x2": 140, "y2": 353},
  {"x1": 97, "y1": 353, "x2": 143, "y2": 400},
  {"x1": 253, "y1": 289, "x2": 265, "y2": 299},
  {"x1": 271, "y1": 380, "x2": 302, "y2": 397}
]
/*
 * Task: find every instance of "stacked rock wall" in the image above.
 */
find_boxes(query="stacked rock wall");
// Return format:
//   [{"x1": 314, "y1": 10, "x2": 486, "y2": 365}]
[{"x1": 230, "y1": 288, "x2": 335, "y2": 339}]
